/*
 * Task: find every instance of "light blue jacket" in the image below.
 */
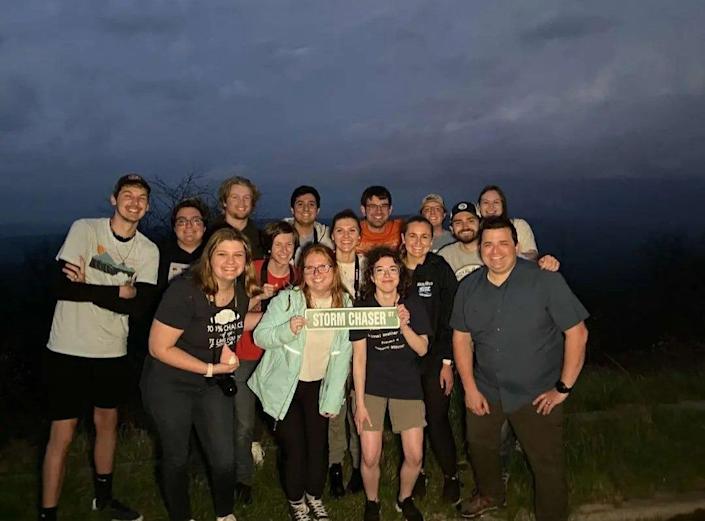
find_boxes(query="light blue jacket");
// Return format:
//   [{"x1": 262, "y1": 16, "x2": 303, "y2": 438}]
[{"x1": 248, "y1": 288, "x2": 352, "y2": 420}]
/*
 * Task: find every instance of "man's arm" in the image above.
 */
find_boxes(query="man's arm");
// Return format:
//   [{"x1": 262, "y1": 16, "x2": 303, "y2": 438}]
[
  {"x1": 54, "y1": 260, "x2": 136, "y2": 312},
  {"x1": 453, "y1": 329, "x2": 489, "y2": 415},
  {"x1": 533, "y1": 321, "x2": 588, "y2": 415}
]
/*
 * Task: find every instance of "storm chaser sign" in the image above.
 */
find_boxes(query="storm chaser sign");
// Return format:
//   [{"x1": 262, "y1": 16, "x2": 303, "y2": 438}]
[{"x1": 305, "y1": 307, "x2": 399, "y2": 330}]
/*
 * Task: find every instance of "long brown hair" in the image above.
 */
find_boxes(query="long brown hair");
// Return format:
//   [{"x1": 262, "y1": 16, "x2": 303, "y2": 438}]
[
  {"x1": 191, "y1": 228, "x2": 259, "y2": 298},
  {"x1": 296, "y1": 243, "x2": 347, "y2": 308}
]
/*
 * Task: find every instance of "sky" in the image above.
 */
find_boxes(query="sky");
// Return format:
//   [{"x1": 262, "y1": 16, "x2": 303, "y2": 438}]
[{"x1": 2, "y1": 0, "x2": 705, "y2": 234}]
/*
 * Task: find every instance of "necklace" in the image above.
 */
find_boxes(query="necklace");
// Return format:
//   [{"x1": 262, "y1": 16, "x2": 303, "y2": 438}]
[{"x1": 110, "y1": 221, "x2": 137, "y2": 266}]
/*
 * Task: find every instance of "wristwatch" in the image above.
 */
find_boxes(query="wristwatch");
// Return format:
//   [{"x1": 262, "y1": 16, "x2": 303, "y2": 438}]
[{"x1": 555, "y1": 380, "x2": 572, "y2": 394}]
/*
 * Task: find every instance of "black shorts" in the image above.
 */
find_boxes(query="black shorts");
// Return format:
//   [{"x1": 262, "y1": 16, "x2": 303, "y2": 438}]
[{"x1": 43, "y1": 349, "x2": 128, "y2": 421}]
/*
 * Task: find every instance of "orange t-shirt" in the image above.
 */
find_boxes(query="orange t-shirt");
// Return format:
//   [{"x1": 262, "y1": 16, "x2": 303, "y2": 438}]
[
  {"x1": 357, "y1": 218, "x2": 403, "y2": 254},
  {"x1": 235, "y1": 259, "x2": 294, "y2": 361}
]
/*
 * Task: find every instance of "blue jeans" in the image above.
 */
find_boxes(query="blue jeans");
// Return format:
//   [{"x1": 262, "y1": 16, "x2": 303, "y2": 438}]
[{"x1": 233, "y1": 359, "x2": 259, "y2": 485}]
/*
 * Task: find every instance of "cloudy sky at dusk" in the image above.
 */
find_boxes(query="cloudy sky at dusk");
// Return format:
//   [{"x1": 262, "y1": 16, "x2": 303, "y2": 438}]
[{"x1": 2, "y1": 1, "x2": 705, "y2": 233}]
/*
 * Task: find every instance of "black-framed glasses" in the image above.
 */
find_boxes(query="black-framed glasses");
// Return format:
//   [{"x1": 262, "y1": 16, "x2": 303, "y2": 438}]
[
  {"x1": 175, "y1": 217, "x2": 205, "y2": 227},
  {"x1": 303, "y1": 264, "x2": 333, "y2": 275}
]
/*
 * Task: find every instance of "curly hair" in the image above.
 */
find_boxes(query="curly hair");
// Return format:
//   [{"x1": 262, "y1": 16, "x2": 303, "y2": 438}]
[{"x1": 361, "y1": 246, "x2": 412, "y2": 300}]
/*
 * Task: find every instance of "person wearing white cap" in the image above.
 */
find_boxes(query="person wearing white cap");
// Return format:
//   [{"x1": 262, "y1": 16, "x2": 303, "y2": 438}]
[{"x1": 420, "y1": 194, "x2": 455, "y2": 253}]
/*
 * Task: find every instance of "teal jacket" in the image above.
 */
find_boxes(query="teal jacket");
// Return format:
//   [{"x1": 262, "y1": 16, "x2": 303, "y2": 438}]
[{"x1": 248, "y1": 288, "x2": 353, "y2": 420}]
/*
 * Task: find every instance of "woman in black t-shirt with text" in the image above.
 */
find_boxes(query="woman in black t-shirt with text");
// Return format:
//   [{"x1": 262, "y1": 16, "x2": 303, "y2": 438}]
[
  {"x1": 141, "y1": 228, "x2": 261, "y2": 521},
  {"x1": 350, "y1": 247, "x2": 432, "y2": 521}
]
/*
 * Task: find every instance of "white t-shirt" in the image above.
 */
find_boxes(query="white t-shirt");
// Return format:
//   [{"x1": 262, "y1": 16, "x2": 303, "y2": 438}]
[
  {"x1": 47, "y1": 218, "x2": 159, "y2": 358},
  {"x1": 438, "y1": 242, "x2": 483, "y2": 281},
  {"x1": 512, "y1": 218, "x2": 538, "y2": 256},
  {"x1": 299, "y1": 296, "x2": 334, "y2": 382},
  {"x1": 337, "y1": 254, "x2": 366, "y2": 300}
]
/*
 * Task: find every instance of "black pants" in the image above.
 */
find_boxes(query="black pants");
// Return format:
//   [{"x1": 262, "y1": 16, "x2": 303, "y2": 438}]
[
  {"x1": 275, "y1": 380, "x2": 329, "y2": 501},
  {"x1": 142, "y1": 369, "x2": 234, "y2": 521},
  {"x1": 421, "y1": 362, "x2": 457, "y2": 476}
]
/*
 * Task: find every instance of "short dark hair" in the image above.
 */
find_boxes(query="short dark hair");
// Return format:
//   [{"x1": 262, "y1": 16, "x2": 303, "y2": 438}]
[
  {"x1": 290, "y1": 185, "x2": 321, "y2": 208},
  {"x1": 478, "y1": 185, "x2": 508, "y2": 219},
  {"x1": 361, "y1": 246, "x2": 411, "y2": 300},
  {"x1": 262, "y1": 220, "x2": 298, "y2": 253},
  {"x1": 478, "y1": 216, "x2": 518, "y2": 245},
  {"x1": 331, "y1": 209, "x2": 361, "y2": 233},
  {"x1": 360, "y1": 185, "x2": 392, "y2": 206},
  {"x1": 170, "y1": 197, "x2": 210, "y2": 228}
]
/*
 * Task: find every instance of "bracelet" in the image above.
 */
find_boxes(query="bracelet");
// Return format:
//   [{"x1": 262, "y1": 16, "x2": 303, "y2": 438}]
[
  {"x1": 442, "y1": 359, "x2": 453, "y2": 366},
  {"x1": 205, "y1": 363, "x2": 213, "y2": 378}
]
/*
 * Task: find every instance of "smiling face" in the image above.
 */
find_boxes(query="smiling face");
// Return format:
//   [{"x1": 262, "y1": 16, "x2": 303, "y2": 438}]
[
  {"x1": 361, "y1": 195, "x2": 392, "y2": 230},
  {"x1": 270, "y1": 232, "x2": 295, "y2": 267},
  {"x1": 371, "y1": 255, "x2": 400, "y2": 295},
  {"x1": 174, "y1": 206, "x2": 205, "y2": 250},
  {"x1": 211, "y1": 239, "x2": 246, "y2": 287},
  {"x1": 302, "y1": 251, "x2": 335, "y2": 297},
  {"x1": 402, "y1": 221, "x2": 433, "y2": 260},
  {"x1": 332, "y1": 217, "x2": 361, "y2": 255},
  {"x1": 111, "y1": 184, "x2": 149, "y2": 225},
  {"x1": 421, "y1": 201, "x2": 445, "y2": 228},
  {"x1": 479, "y1": 189, "x2": 503, "y2": 218},
  {"x1": 224, "y1": 184, "x2": 254, "y2": 221},
  {"x1": 480, "y1": 227, "x2": 518, "y2": 277},
  {"x1": 291, "y1": 193, "x2": 319, "y2": 227},
  {"x1": 450, "y1": 211, "x2": 480, "y2": 244}
]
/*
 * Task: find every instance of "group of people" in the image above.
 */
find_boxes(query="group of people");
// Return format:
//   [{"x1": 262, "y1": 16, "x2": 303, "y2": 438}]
[{"x1": 39, "y1": 173, "x2": 589, "y2": 521}]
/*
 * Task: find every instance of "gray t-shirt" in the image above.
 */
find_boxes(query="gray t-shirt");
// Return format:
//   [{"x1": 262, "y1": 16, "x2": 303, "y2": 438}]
[
  {"x1": 450, "y1": 259, "x2": 588, "y2": 412},
  {"x1": 48, "y1": 218, "x2": 159, "y2": 358},
  {"x1": 438, "y1": 241, "x2": 483, "y2": 281}
]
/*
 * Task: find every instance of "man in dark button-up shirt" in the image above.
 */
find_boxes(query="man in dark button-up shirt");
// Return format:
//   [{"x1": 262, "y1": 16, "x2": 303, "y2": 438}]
[{"x1": 451, "y1": 216, "x2": 589, "y2": 521}]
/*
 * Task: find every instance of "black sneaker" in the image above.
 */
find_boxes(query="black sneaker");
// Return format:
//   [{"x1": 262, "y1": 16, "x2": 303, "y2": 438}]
[
  {"x1": 442, "y1": 475, "x2": 461, "y2": 504},
  {"x1": 346, "y1": 467, "x2": 363, "y2": 493},
  {"x1": 92, "y1": 498, "x2": 143, "y2": 521},
  {"x1": 328, "y1": 463, "x2": 345, "y2": 498},
  {"x1": 235, "y1": 482, "x2": 253, "y2": 505},
  {"x1": 395, "y1": 496, "x2": 423, "y2": 521},
  {"x1": 411, "y1": 470, "x2": 427, "y2": 499},
  {"x1": 363, "y1": 500, "x2": 381, "y2": 521}
]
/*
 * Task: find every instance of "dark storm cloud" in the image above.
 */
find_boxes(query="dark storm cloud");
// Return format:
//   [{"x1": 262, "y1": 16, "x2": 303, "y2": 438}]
[
  {"x1": 520, "y1": 13, "x2": 616, "y2": 44},
  {"x1": 1, "y1": 0, "x2": 704, "y2": 229}
]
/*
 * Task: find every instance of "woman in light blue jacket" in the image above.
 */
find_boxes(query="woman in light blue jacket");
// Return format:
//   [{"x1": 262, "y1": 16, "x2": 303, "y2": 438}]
[{"x1": 249, "y1": 243, "x2": 352, "y2": 521}]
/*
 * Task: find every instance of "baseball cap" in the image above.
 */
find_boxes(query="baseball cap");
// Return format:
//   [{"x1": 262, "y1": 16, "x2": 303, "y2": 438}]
[
  {"x1": 450, "y1": 201, "x2": 478, "y2": 220},
  {"x1": 420, "y1": 193, "x2": 446, "y2": 212},
  {"x1": 113, "y1": 174, "x2": 151, "y2": 197}
]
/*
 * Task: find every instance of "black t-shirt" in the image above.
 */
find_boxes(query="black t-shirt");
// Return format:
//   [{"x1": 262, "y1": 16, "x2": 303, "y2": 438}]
[
  {"x1": 156, "y1": 239, "x2": 203, "y2": 294},
  {"x1": 349, "y1": 294, "x2": 432, "y2": 400},
  {"x1": 154, "y1": 275, "x2": 249, "y2": 364}
]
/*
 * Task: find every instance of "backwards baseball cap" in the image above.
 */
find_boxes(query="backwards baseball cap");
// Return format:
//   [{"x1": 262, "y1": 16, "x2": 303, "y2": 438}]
[
  {"x1": 450, "y1": 201, "x2": 478, "y2": 220},
  {"x1": 420, "y1": 193, "x2": 446, "y2": 212},
  {"x1": 113, "y1": 173, "x2": 151, "y2": 197}
]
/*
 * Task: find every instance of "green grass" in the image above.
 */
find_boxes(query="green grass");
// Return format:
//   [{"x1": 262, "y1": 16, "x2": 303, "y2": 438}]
[{"x1": 2, "y1": 366, "x2": 705, "y2": 520}]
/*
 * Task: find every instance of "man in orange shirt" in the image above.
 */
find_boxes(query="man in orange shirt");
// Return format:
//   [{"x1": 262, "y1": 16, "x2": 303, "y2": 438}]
[{"x1": 357, "y1": 186, "x2": 403, "y2": 254}]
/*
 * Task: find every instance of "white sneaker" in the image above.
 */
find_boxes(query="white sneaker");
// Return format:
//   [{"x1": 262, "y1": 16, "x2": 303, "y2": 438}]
[
  {"x1": 251, "y1": 441, "x2": 265, "y2": 466},
  {"x1": 216, "y1": 515, "x2": 237, "y2": 521},
  {"x1": 305, "y1": 493, "x2": 329, "y2": 520},
  {"x1": 288, "y1": 499, "x2": 311, "y2": 521}
]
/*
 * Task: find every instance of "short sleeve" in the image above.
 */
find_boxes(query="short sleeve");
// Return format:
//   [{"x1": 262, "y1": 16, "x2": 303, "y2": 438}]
[
  {"x1": 543, "y1": 272, "x2": 589, "y2": 331},
  {"x1": 56, "y1": 220, "x2": 90, "y2": 265},
  {"x1": 449, "y1": 282, "x2": 470, "y2": 332},
  {"x1": 513, "y1": 218, "x2": 537, "y2": 253},
  {"x1": 135, "y1": 241, "x2": 159, "y2": 285},
  {"x1": 349, "y1": 299, "x2": 369, "y2": 341},
  {"x1": 154, "y1": 277, "x2": 195, "y2": 331}
]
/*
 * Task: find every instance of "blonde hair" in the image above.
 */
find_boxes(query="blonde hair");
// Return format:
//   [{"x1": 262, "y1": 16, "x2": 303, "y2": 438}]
[
  {"x1": 296, "y1": 243, "x2": 347, "y2": 309},
  {"x1": 192, "y1": 228, "x2": 259, "y2": 298},
  {"x1": 218, "y1": 176, "x2": 261, "y2": 209}
]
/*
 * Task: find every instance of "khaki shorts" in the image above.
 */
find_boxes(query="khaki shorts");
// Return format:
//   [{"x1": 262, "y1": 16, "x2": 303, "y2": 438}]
[{"x1": 360, "y1": 394, "x2": 426, "y2": 433}]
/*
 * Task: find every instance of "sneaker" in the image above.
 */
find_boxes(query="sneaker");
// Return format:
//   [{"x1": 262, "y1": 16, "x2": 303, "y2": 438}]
[
  {"x1": 411, "y1": 470, "x2": 427, "y2": 499},
  {"x1": 395, "y1": 496, "x2": 423, "y2": 521},
  {"x1": 457, "y1": 494, "x2": 501, "y2": 519},
  {"x1": 216, "y1": 515, "x2": 237, "y2": 521},
  {"x1": 442, "y1": 475, "x2": 461, "y2": 504},
  {"x1": 251, "y1": 441, "x2": 265, "y2": 466},
  {"x1": 328, "y1": 463, "x2": 345, "y2": 498},
  {"x1": 288, "y1": 499, "x2": 312, "y2": 521},
  {"x1": 346, "y1": 467, "x2": 363, "y2": 493},
  {"x1": 305, "y1": 493, "x2": 329, "y2": 520},
  {"x1": 363, "y1": 500, "x2": 381, "y2": 521},
  {"x1": 235, "y1": 482, "x2": 253, "y2": 506},
  {"x1": 92, "y1": 498, "x2": 143, "y2": 521}
]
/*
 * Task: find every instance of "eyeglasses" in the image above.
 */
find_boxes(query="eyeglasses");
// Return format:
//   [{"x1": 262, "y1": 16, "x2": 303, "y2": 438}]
[
  {"x1": 303, "y1": 264, "x2": 333, "y2": 275},
  {"x1": 374, "y1": 266, "x2": 400, "y2": 276},
  {"x1": 365, "y1": 203, "x2": 390, "y2": 212},
  {"x1": 175, "y1": 217, "x2": 205, "y2": 227}
]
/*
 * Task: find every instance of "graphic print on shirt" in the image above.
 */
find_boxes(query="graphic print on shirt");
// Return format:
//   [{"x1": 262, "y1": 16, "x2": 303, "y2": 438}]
[
  {"x1": 368, "y1": 329, "x2": 406, "y2": 352},
  {"x1": 89, "y1": 244, "x2": 136, "y2": 278},
  {"x1": 208, "y1": 308, "x2": 244, "y2": 350},
  {"x1": 455, "y1": 264, "x2": 481, "y2": 281},
  {"x1": 417, "y1": 280, "x2": 434, "y2": 298}
]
